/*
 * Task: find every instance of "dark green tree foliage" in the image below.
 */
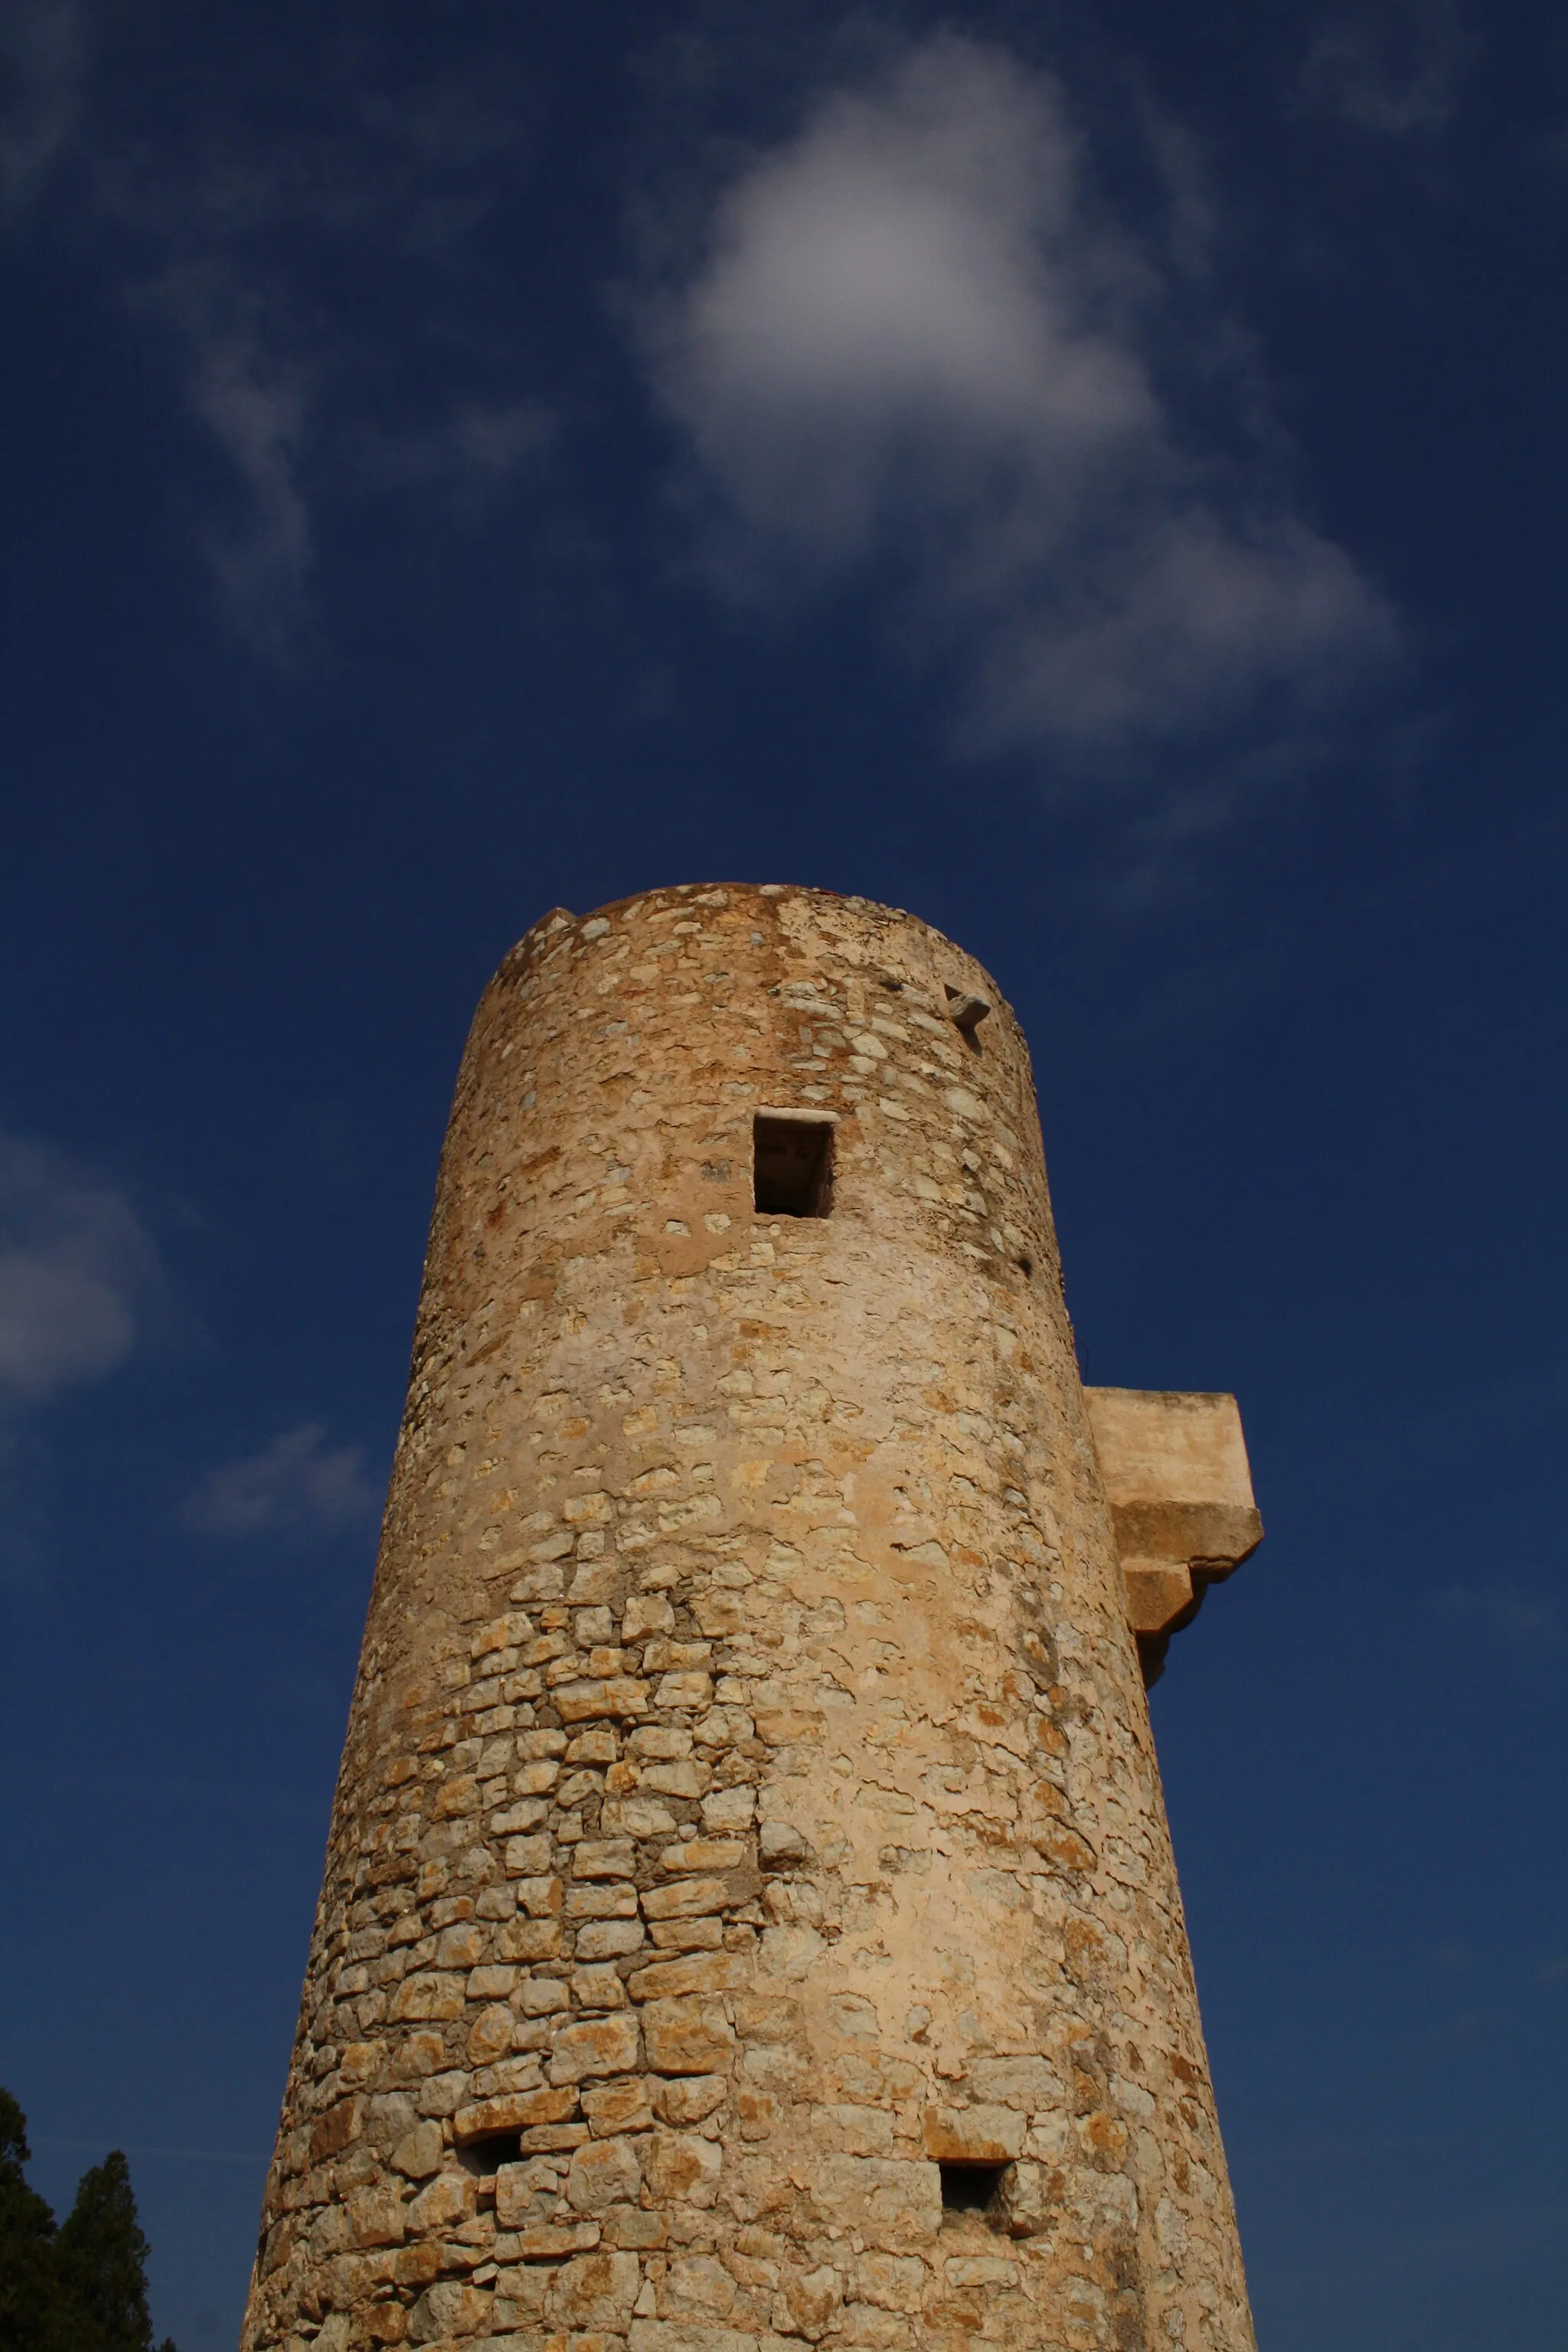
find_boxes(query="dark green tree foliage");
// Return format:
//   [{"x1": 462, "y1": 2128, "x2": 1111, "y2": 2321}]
[
  {"x1": 0, "y1": 2086, "x2": 77, "y2": 2352},
  {"x1": 0, "y1": 2090, "x2": 175, "y2": 2352},
  {"x1": 57, "y1": 2153, "x2": 155, "y2": 2352}
]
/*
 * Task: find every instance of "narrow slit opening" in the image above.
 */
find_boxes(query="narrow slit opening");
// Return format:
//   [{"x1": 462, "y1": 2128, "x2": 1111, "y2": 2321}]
[
  {"x1": 939, "y1": 2160, "x2": 1008, "y2": 2213},
  {"x1": 945, "y1": 984, "x2": 991, "y2": 1049},
  {"x1": 753, "y1": 1116, "x2": 834, "y2": 1217},
  {"x1": 456, "y1": 2131, "x2": 523, "y2": 2177}
]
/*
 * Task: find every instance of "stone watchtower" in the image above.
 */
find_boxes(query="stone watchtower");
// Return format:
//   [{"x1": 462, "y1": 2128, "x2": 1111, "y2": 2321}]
[{"x1": 243, "y1": 885, "x2": 1263, "y2": 2352}]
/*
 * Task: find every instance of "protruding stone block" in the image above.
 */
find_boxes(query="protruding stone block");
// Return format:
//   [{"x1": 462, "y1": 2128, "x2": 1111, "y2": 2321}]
[{"x1": 1084, "y1": 1387, "x2": 1263, "y2": 1681}]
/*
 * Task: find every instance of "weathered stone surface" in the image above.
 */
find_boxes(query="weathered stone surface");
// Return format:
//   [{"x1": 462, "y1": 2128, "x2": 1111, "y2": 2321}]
[
  {"x1": 406, "y1": 2171, "x2": 474, "y2": 2233},
  {"x1": 631, "y1": 2326, "x2": 756, "y2": 2352},
  {"x1": 966, "y1": 2056, "x2": 1063, "y2": 2109},
  {"x1": 641, "y1": 1998, "x2": 734, "y2": 2076},
  {"x1": 644, "y1": 2131, "x2": 724, "y2": 2207},
  {"x1": 581, "y1": 2076, "x2": 655, "y2": 2135},
  {"x1": 813, "y1": 2157, "x2": 942, "y2": 2246},
  {"x1": 547, "y1": 2250, "x2": 642, "y2": 2331},
  {"x1": 652, "y1": 2074, "x2": 727, "y2": 2126},
  {"x1": 663, "y1": 2254, "x2": 738, "y2": 2319},
  {"x1": 390, "y1": 2122, "x2": 443, "y2": 2180},
  {"x1": 240, "y1": 886, "x2": 1258, "y2": 2352},
  {"x1": 389, "y1": 1975, "x2": 466, "y2": 2024},
  {"x1": 626, "y1": 1950, "x2": 750, "y2": 2002},
  {"x1": 992, "y1": 2160, "x2": 1058, "y2": 2239},
  {"x1": 515, "y1": 2220, "x2": 600, "y2": 2259},
  {"x1": 345, "y1": 2185, "x2": 407, "y2": 2247},
  {"x1": 407, "y1": 2281, "x2": 491, "y2": 2342},
  {"x1": 640, "y1": 1877, "x2": 733, "y2": 1922},
  {"x1": 1083, "y1": 1386, "x2": 1263, "y2": 1668},
  {"x1": 566, "y1": 2135, "x2": 644, "y2": 2211},
  {"x1": 922, "y1": 2103, "x2": 1026, "y2": 2162},
  {"x1": 547, "y1": 2014, "x2": 641, "y2": 2084}
]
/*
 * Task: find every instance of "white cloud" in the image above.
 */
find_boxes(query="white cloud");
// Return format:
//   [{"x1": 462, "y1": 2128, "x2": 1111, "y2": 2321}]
[
  {"x1": 645, "y1": 36, "x2": 1395, "y2": 759},
  {"x1": 0, "y1": 1135, "x2": 158, "y2": 1402},
  {"x1": 181, "y1": 1422, "x2": 378, "y2": 1540}
]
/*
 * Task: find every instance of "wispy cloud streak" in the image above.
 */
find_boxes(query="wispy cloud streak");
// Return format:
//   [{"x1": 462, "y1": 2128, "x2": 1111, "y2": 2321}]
[
  {"x1": 1300, "y1": 1, "x2": 1472, "y2": 138},
  {"x1": 36, "y1": 41, "x2": 549, "y2": 650},
  {"x1": 181, "y1": 1422, "x2": 379, "y2": 1540},
  {"x1": 0, "y1": 0, "x2": 84, "y2": 217}
]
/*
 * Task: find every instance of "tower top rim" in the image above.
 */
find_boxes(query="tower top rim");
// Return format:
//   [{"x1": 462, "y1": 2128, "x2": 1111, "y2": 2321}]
[{"x1": 496, "y1": 879, "x2": 1015, "y2": 1027}]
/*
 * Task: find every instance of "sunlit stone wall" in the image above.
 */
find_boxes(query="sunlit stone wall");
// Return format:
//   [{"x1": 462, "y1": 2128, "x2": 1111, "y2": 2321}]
[{"x1": 240, "y1": 881, "x2": 1254, "y2": 2352}]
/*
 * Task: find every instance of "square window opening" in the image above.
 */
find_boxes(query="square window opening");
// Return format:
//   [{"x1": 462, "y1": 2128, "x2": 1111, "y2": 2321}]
[
  {"x1": 456, "y1": 2130, "x2": 522, "y2": 2177},
  {"x1": 753, "y1": 1116, "x2": 834, "y2": 1217},
  {"x1": 939, "y1": 2161, "x2": 1008, "y2": 2213}
]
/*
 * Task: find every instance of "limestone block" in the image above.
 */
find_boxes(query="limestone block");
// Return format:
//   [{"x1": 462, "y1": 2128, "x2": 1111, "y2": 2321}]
[
  {"x1": 407, "y1": 2281, "x2": 491, "y2": 2342},
  {"x1": 345, "y1": 2186, "x2": 407, "y2": 2247},
  {"x1": 491, "y1": 2265, "x2": 549, "y2": 2321},
  {"x1": 652, "y1": 2074, "x2": 727, "y2": 2125},
  {"x1": 547, "y1": 2014, "x2": 642, "y2": 2084},
  {"x1": 642, "y1": 1996, "x2": 735, "y2": 2075},
  {"x1": 642, "y1": 1877, "x2": 733, "y2": 1921},
  {"x1": 1084, "y1": 1387, "x2": 1263, "y2": 1645},
  {"x1": 467, "y1": 2005, "x2": 516, "y2": 2063},
  {"x1": 662, "y1": 2255, "x2": 739, "y2": 2319},
  {"x1": 630, "y1": 2325, "x2": 759, "y2": 2352},
  {"x1": 626, "y1": 1950, "x2": 750, "y2": 2001},
  {"x1": 942, "y1": 2256, "x2": 1018, "y2": 2287},
  {"x1": 921, "y1": 2105, "x2": 1026, "y2": 2162},
  {"x1": 406, "y1": 2171, "x2": 474, "y2": 2233},
  {"x1": 566, "y1": 2135, "x2": 644, "y2": 2213},
  {"x1": 777, "y1": 2263, "x2": 842, "y2": 2336},
  {"x1": 514, "y1": 2220, "x2": 599, "y2": 2257},
  {"x1": 849, "y1": 2254, "x2": 926, "y2": 2312},
  {"x1": 813, "y1": 2158, "x2": 942, "y2": 2246},
  {"x1": 966, "y1": 2056, "x2": 1064, "y2": 2109},
  {"x1": 390, "y1": 2122, "x2": 443, "y2": 2180},
  {"x1": 644, "y1": 2131, "x2": 724, "y2": 2207},
  {"x1": 575, "y1": 1919, "x2": 645, "y2": 1960},
  {"x1": 581, "y1": 2076, "x2": 656, "y2": 2135},
  {"x1": 546, "y1": 2249, "x2": 642, "y2": 2331},
  {"x1": 454, "y1": 2088, "x2": 577, "y2": 2141},
  {"x1": 815, "y1": 2102, "x2": 894, "y2": 2155},
  {"x1": 992, "y1": 2161, "x2": 1060, "y2": 2238}
]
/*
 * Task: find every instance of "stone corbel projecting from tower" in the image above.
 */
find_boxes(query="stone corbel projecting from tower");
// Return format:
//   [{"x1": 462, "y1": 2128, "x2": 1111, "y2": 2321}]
[{"x1": 1084, "y1": 1387, "x2": 1264, "y2": 1687}]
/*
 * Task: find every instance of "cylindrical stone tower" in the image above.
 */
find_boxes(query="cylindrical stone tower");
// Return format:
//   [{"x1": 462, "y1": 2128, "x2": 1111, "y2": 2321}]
[{"x1": 243, "y1": 884, "x2": 1255, "y2": 2352}]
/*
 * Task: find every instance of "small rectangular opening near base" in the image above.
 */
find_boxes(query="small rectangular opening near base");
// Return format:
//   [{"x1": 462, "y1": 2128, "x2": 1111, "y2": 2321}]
[
  {"x1": 939, "y1": 2161, "x2": 1008, "y2": 2212},
  {"x1": 456, "y1": 2131, "x2": 522, "y2": 2177},
  {"x1": 753, "y1": 1116, "x2": 834, "y2": 1217}
]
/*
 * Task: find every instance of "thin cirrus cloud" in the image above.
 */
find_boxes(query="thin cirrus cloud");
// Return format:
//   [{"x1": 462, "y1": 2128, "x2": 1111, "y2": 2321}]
[
  {"x1": 0, "y1": 0, "x2": 84, "y2": 217},
  {"x1": 644, "y1": 35, "x2": 1397, "y2": 762},
  {"x1": 0, "y1": 1134, "x2": 159, "y2": 1404},
  {"x1": 1430, "y1": 1579, "x2": 1563, "y2": 1648},
  {"x1": 1299, "y1": 0, "x2": 1472, "y2": 139},
  {"x1": 180, "y1": 1422, "x2": 380, "y2": 1542},
  {"x1": 122, "y1": 95, "x2": 547, "y2": 654},
  {"x1": 25, "y1": 39, "x2": 550, "y2": 652}
]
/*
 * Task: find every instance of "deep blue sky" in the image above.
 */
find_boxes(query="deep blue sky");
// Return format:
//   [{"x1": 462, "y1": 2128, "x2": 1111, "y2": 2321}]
[{"x1": 2, "y1": 3, "x2": 1565, "y2": 2345}]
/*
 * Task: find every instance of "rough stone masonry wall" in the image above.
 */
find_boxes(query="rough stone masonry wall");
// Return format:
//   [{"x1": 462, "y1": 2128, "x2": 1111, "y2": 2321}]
[{"x1": 240, "y1": 884, "x2": 1255, "y2": 2352}]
